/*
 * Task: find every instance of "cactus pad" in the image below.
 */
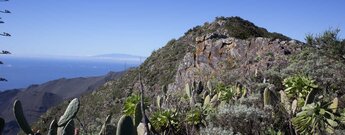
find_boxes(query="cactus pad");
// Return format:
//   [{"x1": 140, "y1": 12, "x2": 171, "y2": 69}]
[
  {"x1": 116, "y1": 115, "x2": 134, "y2": 135},
  {"x1": 0, "y1": 117, "x2": 4, "y2": 135},
  {"x1": 134, "y1": 103, "x2": 142, "y2": 127},
  {"x1": 13, "y1": 100, "x2": 34, "y2": 134},
  {"x1": 263, "y1": 88, "x2": 271, "y2": 106},
  {"x1": 48, "y1": 119, "x2": 58, "y2": 135},
  {"x1": 58, "y1": 98, "x2": 80, "y2": 126}
]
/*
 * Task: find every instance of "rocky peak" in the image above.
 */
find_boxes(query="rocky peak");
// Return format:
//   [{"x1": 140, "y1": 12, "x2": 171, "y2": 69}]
[
  {"x1": 185, "y1": 16, "x2": 291, "y2": 42},
  {"x1": 171, "y1": 32, "x2": 302, "y2": 93}
]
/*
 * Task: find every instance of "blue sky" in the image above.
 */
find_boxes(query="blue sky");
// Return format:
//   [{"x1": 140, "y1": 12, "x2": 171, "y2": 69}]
[{"x1": 1, "y1": 0, "x2": 344, "y2": 57}]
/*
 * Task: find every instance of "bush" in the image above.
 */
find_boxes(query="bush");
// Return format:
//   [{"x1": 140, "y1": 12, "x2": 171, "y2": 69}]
[
  {"x1": 213, "y1": 104, "x2": 271, "y2": 134},
  {"x1": 123, "y1": 94, "x2": 148, "y2": 116},
  {"x1": 283, "y1": 75, "x2": 318, "y2": 100},
  {"x1": 200, "y1": 127, "x2": 235, "y2": 135},
  {"x1": 305, "y1": 28, "x2": 345, "y2": 58},
  {"x1": 150, "y1": 109, "x2": 180, "y2": 134},
  {"x1": 292, "y1": 101, "x2": 339, "y2": 134}
]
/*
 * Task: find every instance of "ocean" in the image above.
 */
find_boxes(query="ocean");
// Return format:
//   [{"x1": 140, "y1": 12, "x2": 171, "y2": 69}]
[{"x1": 0, "y1": 55, "x2": 141, "y2": 91}]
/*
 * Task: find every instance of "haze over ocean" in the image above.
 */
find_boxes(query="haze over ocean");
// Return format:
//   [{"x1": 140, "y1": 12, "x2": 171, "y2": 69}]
[{"x1": 0, "y1": 55, "x2": 141, "y2": 91}]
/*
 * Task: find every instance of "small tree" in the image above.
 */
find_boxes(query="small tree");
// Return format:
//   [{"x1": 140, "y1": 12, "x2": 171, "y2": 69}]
[
  {"x1": 305, "y1": 28, "x2": 345, "y2": 58},
  {"x1": 0, "y1": 0, "x2": 11, "y2": 81}
]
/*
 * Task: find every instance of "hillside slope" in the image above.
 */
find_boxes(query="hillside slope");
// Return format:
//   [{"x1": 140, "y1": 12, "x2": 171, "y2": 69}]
[
  {"x1": 30, "y1": 16, "x2": 301, "y2": 133},
  {"x1": 31, "y1": 17, "x2": 345, "y2": 134},
  {"x1": 0, "y1": 71, "x2": 123, "y2": 134}
]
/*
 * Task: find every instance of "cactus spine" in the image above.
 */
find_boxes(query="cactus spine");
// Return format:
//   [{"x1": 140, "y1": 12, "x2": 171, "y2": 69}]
[
  {"x1": 13, "y1": 100, "x2": 34, "y2": 134},
  {"x1": 116, "y1": 115, "x2": 135, "y2": 135},
  {"x1": 0, "y1": 117, "x2": 4, "y2": 135}
]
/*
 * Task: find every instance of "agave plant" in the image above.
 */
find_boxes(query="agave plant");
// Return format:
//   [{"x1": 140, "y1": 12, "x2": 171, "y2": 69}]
[
  {"x1": 292, "y1": 101, "x2": 338, "y2": 134},
  {"x1": 150, "y1": 109, "x2": 179, "y2": 134},
  {"x1": 215, "y1": 83, "x2": 235, "y2": 103},
  {"x1": 123, "y1": 94, "x2": 148, "y2": 116},
  {"x1": 185, "y1": 106, "x2": 208, "y2": 126},
  {"x1": 283, "y1": 75, "x2": 318, "y2": 100}
]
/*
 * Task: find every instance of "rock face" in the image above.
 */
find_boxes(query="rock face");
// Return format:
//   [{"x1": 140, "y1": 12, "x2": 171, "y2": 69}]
[{"x1": 171, "y1": 33, "x2": 302, "y2": 93}]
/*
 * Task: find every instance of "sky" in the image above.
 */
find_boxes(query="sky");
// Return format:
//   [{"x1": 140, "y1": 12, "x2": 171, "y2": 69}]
[{"x1": 1, "y1": 0, "x2": 345, "y2": 57}]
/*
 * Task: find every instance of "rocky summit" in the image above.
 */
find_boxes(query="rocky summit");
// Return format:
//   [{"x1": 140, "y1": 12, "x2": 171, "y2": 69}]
[{"x1": 27, "y1": 16, "x2": 345, "y2": 134}]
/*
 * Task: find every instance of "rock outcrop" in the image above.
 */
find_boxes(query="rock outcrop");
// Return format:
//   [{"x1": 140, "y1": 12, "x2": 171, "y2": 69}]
[{"x1": 171, "y1": 32, "x2": 302, "y2": 93}]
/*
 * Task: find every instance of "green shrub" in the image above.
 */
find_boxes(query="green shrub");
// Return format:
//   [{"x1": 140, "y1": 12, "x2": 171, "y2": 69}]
[
  {"x1": 150, "y1": 109, "x2": 179, "y2": 134},
  {"x1": 292, "y1": 101, "x2": 339, "y2": 134},
  {"x1": 209, "y1": 104, "x2": 272, "y2": 134},
  {"x1": 123, "y1": 94, "x2": 148, "y2": 116},
  {"x1": 283, "y1": 75, "x2": 318, "y2": 100},
  {"x1": 185, "y1": 107, "x2": 207, "y2": 126},
  {"x1": 215, "y1": 83, "x2": 235, "y2": 103},
  {"x1": 200, "y1": 127, "x2": 235, "y2": 135},
  {"x1": 305, "y1": 28, "x2": 345, "y2": 58},
  {"x1": 215, "y1": 83, "x2": 246, "y2": 103}
]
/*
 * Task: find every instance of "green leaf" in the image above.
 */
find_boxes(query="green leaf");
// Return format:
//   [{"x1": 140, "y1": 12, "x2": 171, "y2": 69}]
[{"x1": 326, "y1": 119, "x2": 338, "y2": 127}]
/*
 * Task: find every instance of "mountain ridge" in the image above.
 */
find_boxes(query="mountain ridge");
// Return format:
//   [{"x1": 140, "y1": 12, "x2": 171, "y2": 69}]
[
  {"x1": 94, "y1": 53, "x2": 147, "y2": 59},
  {"x1": 31, "y1": 16, "x2": 300, "y2": 134},
  {"x1": 0, "y1": 71, "x2": 124, "y2": 134}
]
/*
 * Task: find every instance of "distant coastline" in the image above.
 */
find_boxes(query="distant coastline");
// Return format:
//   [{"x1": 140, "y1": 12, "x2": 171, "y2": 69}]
[{"x1": 0, "y1": 54, "x2": 143, "y2": 91}]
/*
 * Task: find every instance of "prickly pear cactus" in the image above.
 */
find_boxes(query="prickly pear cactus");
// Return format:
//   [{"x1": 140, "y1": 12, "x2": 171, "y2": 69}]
[
  {"x1": 291, "y1": 99, "x2": 298, "y2": 114},
  {"x1": 58, "y1": 98, "x2": 80, "y2": 126},
  {"x1": 279, "y1": 90, "x2": 291, "y2": 113},
  {"x1": 134, "y1": 103, "x2": 142, "y2": 127},
  {"x1": 203, "y1": 95, "x2": 211, "y2": 107},
  {"x1": 60, "y1": 119, "x2": 75, "y2": 135},
  {"x1": 161, "y1": 85, "x2": 168, "y2": 95},
  {"x1": 185, "y1": 83, "x2": 195, "y2": 105},
  {"x1": 0, "y1": 117, "x2": 4, "y2": 135},
  {"x1": 196, "y1": 81, "x2": 203, "y2": 94},
  {"x1": 207, "y1": 80, "x2": 212, "y2": 91},
  {"x1": 156, "y1": 95, "x2": 162, "y2": 109},
  {"x1": 48, "y1": 119, "x2": 58, "y2": 135},
  {"x1": 13, "y1": 100, "x2": 34, "y2": 135},
  {"x1": 264, "y1": 88, "x2": 271, "y2": 106},
  {"x1": 185, "y1": 83, "x2": 191, "y2": 98},
  {"x1": 210, "y1": 94, "x2": 218, "y2": 107},
  {"x1": 329, "y1": 97, "x2": 338, "y2": 113},
  {"x1": 116, "y1": 115, "x2": 134, "y2": 135}
]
